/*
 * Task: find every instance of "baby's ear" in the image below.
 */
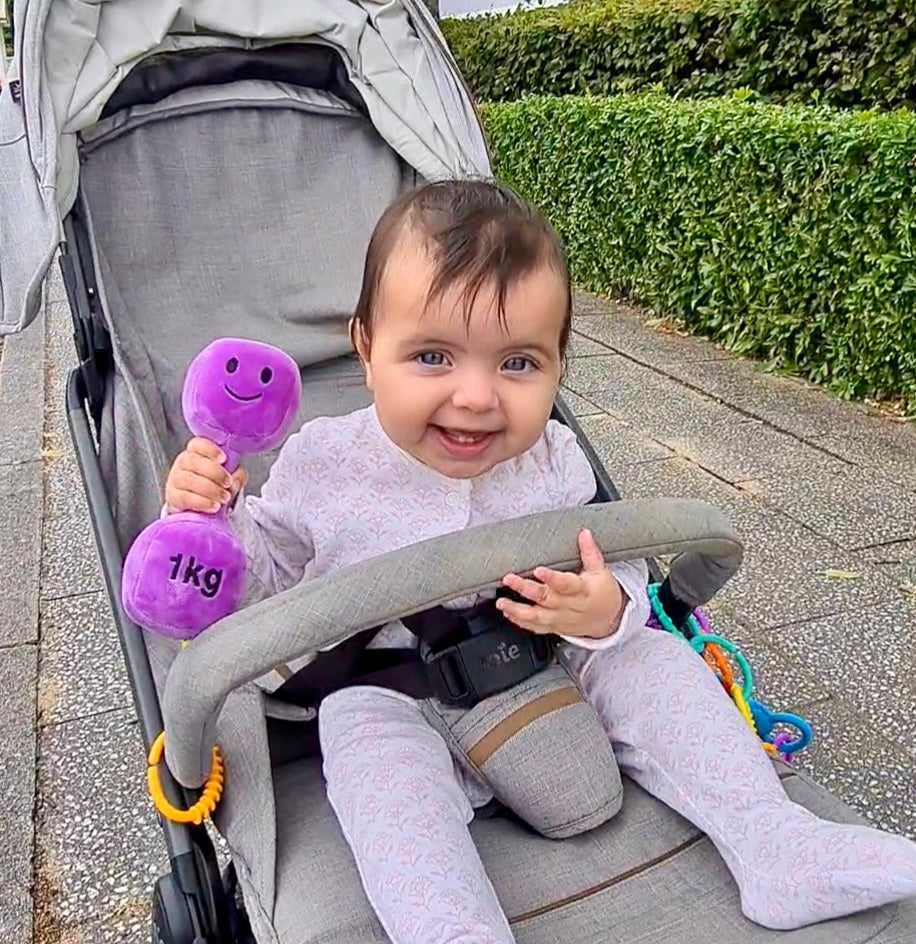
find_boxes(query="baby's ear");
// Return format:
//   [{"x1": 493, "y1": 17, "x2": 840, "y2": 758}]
[
  {"x1": 349, "y1": 317, "x2": 369, "y2": 361},
  {"x1": 349, "y1": 318, "x2": 375, "y2": 389}
]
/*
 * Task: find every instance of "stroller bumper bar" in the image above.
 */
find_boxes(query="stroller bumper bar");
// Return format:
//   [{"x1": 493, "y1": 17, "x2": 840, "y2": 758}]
[{"x1": 161, "y1": 499, "x2": 744, "y2": 788}]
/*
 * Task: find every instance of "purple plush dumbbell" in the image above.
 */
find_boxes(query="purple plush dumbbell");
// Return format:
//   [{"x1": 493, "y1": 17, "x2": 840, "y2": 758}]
[{"x1": 121, "y1": 338, "x2": 302, "y2": 639}]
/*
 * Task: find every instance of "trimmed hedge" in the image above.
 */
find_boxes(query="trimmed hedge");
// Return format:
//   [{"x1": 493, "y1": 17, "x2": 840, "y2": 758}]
[
  {"x1": 443, "y1": 0, "x2": 916, "y2": 110},
  {"x1": 481, "y1": 93, "x2": 916, "y2": 407}
]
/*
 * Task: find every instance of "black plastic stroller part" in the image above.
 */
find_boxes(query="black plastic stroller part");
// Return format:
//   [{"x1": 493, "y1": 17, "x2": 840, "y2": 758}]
[
  {"x1": 152, "y1": 872, "x2": 196, "y2": 944},
  {"x1": 60, "y1": 207, "x2": 112, "y2": 433},
  {"x1": 411, "y1": 591, "x2": 557, "y2": 708}
]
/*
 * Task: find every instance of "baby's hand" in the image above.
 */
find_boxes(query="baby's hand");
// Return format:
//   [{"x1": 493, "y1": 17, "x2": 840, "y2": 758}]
[
  {"x1": 165, "y1": 437, "x2": 247, "y2": 514},
  {"x1": 498, "y1": 529, "x2": 626, "y2": 640}
]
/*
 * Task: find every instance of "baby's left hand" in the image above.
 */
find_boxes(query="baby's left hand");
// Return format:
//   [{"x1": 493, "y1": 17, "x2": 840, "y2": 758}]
[{"x1": 498, "y1": 529, "x2": 626, "y2": 640}]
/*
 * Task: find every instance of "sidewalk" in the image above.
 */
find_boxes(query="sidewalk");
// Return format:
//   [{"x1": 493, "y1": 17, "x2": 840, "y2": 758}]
[{"x1": 2, "y1": 273, "x2": 914, "y2": 942}]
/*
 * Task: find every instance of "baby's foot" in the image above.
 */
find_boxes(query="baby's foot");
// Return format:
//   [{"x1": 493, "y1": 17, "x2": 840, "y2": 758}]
[{"x1": 738, "y1": 810, "x2": 916, "y2": 930}]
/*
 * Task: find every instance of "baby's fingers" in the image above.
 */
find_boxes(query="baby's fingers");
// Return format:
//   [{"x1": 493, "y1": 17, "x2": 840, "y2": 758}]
[
  {"x1": 533, "y1": 567, "x2": 581, "y2": 596},
  {"x1": 495, "y1": 597, "x2": 551, "y2": 634},
  {"x1": 167, "y1": 487, "x2": 224, "y2": 515},
  {"x1": 178, "y1": 450, "x2": 232, "y2": 489},
  {"x1": 187, "y1": 437, "x2": 227, "y2": 464},
  {"x1": 230, "y1": 466, "x2": 248, "y2": 499},
  {"x1": 502, "y1": 572, "x2": 548, "y2": 605},
  {"x1": 168, "y1": 469, "x2": 230, "y2": 510}
]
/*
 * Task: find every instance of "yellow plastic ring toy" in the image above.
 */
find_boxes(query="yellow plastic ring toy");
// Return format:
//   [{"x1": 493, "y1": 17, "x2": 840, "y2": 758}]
[
  {"x1": 729, "y1": 682, "x2": 757, "y2": 734},
  {"x1": 147, "y1": 731, "x2": 224, "y2": 825}
]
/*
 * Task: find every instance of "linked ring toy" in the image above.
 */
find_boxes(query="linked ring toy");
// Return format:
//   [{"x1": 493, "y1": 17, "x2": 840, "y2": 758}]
[{"x1": 147, "y1": 731, "x2": 224, "y2": 825}]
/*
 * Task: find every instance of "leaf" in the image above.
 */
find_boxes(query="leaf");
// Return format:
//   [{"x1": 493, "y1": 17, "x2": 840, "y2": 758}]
[{"x1": 818, "y1": 569, "x2": 863, "y2": 581}]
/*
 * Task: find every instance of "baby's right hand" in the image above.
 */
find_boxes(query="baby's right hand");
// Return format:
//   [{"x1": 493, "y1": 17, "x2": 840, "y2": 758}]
[{"x1": 165, "y1": 437, "x2": 248, "y2": 514}]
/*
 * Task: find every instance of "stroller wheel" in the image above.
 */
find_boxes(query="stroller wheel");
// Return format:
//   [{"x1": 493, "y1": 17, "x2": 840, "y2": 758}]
[{"x1": 151, "y1": 873, "x2": 196, "y2": 944}]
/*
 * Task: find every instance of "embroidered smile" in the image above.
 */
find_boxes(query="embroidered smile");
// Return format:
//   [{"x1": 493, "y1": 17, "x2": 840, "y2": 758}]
[{"x1": 224, "y1": 385, "x2": 263, "y2": 403}]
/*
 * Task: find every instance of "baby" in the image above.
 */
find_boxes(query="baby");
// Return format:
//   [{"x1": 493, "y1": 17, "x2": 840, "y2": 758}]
[{"x1": 165, "y1": 180, "x2": 916, "y2": 943}]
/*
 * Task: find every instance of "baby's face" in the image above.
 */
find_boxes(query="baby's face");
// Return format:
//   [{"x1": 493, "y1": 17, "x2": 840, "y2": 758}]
[
  {"x1": 182, "y1": 338, "x2": 301, "y2": 454},
  {"x1": 359, "y1": 245, "x2": 566, "y2": 479}
]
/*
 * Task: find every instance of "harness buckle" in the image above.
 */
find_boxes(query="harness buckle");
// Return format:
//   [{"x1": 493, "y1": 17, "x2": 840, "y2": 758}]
[{"x1": 421, "y1": 598, "x2": 555, "y2": 708}]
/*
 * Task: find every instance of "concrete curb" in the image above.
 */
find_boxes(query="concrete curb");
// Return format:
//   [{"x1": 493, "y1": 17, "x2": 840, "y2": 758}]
[{"x1": 0, "y1": 285, "x2": 48, "y2": 944}]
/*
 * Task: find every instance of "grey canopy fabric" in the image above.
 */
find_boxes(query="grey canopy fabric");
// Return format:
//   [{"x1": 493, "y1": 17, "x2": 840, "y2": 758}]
[{"x1": 0, "y1": 0, "x2": 489, "y2": 334}]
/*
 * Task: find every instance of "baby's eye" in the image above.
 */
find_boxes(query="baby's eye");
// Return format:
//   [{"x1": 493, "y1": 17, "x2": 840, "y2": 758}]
[
  {"x1": 502, "y1": 355, "x2": 536, "y2": 373},
  {"x1": 415, "y1": 351, "x2": 448, "y2": 367}
]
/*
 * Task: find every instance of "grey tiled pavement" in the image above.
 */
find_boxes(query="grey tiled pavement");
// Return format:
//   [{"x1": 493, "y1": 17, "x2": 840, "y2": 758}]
[{"x1": 1, "y1": 275, "x2": 914, "y2": 941}]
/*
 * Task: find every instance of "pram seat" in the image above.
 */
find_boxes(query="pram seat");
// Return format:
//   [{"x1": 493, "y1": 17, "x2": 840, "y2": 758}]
[
  {"x1": 271, "y1": 755, "x2": 914, "y2": 944},
  {"x1": 3, "y1": 3, "x2": 916, "y2": 942}
]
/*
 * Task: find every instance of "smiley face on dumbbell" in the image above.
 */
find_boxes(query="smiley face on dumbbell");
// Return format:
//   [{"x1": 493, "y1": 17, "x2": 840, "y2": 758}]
[{"x1": 181, "y1": 338, "x2": 301, "y2": 456}]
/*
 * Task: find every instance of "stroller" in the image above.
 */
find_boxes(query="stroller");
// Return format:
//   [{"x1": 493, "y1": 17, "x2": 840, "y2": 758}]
[{"x1": 2, "y1": 1, "x2": 915, "y2": 942}]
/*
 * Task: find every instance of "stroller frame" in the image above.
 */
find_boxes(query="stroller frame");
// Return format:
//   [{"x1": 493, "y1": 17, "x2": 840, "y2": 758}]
[{"x1": 61, "y1": 196, "x2": 671, "y2": 942}]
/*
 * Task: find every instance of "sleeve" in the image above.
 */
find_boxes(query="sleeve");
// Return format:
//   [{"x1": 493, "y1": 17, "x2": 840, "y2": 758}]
[
  {"x1": 544, "y1": 421, "x2": 650, "y2": 650},
  {"x1": 226, "y1": 424, "x2": 317, "y2": 608}
]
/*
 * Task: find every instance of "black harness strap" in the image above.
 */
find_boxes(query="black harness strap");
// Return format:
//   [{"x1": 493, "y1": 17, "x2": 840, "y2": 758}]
[{"x1": 271, "y1": 591, "x2": 555, "y2": 711}]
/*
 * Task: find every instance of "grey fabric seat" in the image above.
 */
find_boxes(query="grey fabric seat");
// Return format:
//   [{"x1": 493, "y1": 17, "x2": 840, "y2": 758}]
[{"x1": 272, "y1": 756, "x2": 914, "y2": 944}]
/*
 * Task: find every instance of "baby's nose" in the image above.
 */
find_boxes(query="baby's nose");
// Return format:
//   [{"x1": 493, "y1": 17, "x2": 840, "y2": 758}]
[{"x1": 452, "y1": 371, "x2": 499, "y2": 412}]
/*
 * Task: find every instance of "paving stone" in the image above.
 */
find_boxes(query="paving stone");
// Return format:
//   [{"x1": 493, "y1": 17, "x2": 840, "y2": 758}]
[
  {"x1": 41, "y1": 502, "x2": 105, "y2": 600},
  {"x1": 568, "y1": 331, "x2": 610, "y2": 357},
  {"x1": 39, "y1": 592, "x2": 131, "y2": 726},
  {"x1": 571, "y1": 288, "x2": 613, "y2": 317},
  {"x1": 746, "y1": 459, "x2": 916, "y2": 550},
  {"x1": 0, "y1": 310, "x2": 46, "y2": 465},
  {"x1": 44, "y1": 263, "x2": 68, "y2": 306},
  {"x1": 810, "y1": 416, "x2": 916, "y2": 494},
  {"x1": 657, "y1": 356, "x2": 871, "y2": 439},
  {"x1": 576, "y1": 413, "x2": 673, "y2": 470},
  {"x1": 612, "y1": 457, "x2": 903, "y2": 629},
  {"x1": 0, "y1": 645, "x2": 37, "y2": 944},
  {"x1": 572, "y1": 304, "x2": 731, "y2": 365},
  {"x1": 672, "y1": 420, "x2": 841, "y2": 486},
  {"x1": 0, "y1": 460, "x2": 43, "y2": 646},
  {"x1": 791, "y1": 698, "x2": 916, "y2": 840},
  {"x1": 558, "y1": 387, "x2": 604, "y2": 418},
  {"x1": 858, "y1": 541, "x2": 916, "y2": 597},
  {"x1": 44, "y1": 449, "x2": 90, "y2": 522},
  {"x1": 772, "y1": 606, "x2": 916, "y2": 760},
  {"x1": 34, "y1": 710, "x2": 168, "y2": 942},
  {"x1": 564, "y1": 356, "x2": 858, "y2": 486},
  {"x1": 564, "y1": 356, "x2": 751, "y2": 453},
  {"x1": 42, "y1": 302, "x2": 82, "y2": 453}
]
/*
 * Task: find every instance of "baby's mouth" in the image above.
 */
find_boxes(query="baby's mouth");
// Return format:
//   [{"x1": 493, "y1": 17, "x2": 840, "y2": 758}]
[
  {"x1": 434, "y1": 426, "x2": 497, "y2": 456},
  {"x1": 440, "y1": 428, "x2": 491, "y2": 444}
]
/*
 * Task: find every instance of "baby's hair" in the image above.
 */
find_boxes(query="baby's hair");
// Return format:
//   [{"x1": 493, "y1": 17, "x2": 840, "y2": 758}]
[{"x1": 351, "y1": 179, "x2": 572, "y2": 357}]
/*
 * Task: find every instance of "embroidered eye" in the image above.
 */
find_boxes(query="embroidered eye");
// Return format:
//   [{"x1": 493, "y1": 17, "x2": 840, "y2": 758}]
[
  {"x1": 260, "y1": 367, "x2": 273, "y2": 384},
  {"x1": 226, "y1": 357, "x2": 239, "y2": 373}
]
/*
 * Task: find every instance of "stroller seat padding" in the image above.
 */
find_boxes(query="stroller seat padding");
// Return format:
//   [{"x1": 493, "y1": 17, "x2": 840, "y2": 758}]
[{"x1": 270, "y1": 756, "x2": 911, "y2": 944}]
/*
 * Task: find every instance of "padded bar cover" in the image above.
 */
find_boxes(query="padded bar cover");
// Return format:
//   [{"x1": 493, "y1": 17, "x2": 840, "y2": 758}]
[{"x1": 163, "y1": 499, "x2": 743, "y2": 786}]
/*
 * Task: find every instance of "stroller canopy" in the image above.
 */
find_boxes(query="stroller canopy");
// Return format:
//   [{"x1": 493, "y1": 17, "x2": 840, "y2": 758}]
[{"x1": 0, "y1": 0, "x2": 490, "y2": 335}]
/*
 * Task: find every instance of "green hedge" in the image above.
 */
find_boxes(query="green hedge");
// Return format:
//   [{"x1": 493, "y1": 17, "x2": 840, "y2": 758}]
[
  {"x1": 443, "y1": 0, "x2": 916, "y2": 110},
  {"x1": 481, "y1": 93, "x2": 916, "y2": 408}
]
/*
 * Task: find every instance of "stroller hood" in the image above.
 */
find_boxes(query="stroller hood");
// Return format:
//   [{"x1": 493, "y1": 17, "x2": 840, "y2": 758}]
[{"x1": 0, "y1": 0, "x2": 490, "y2": 335}]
